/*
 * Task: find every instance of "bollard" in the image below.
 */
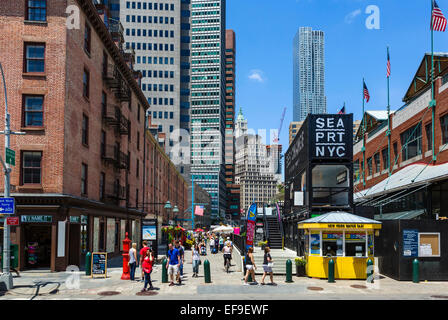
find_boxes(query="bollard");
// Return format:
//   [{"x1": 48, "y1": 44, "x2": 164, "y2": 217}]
[
  {"x1": 204, "y1": 259, "x2": 211, "y2": 283},
  {"x1": 85, "y1": 252, "x2": 91, "y2": 276},
  {"x1": 366, "y1": 259, "x2": 374, "y2": 283},
  {"x1": 413, "y1": 259, "x2": 419, "y2": 283},
  {"x1": 162, "y1": 258, "x2": 168, "y2": 283},
  {"x1": 328, "y1": 258, "x2": 335, "y2": 283},
  {"x1": 285, "y1": 259, "x2": 293, "y2": 283}
]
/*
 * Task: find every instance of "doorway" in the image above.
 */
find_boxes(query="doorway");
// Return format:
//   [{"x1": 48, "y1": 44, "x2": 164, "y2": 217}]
[
  {"x1": 69, "y1": 224, "x2": 81, "y2": 267},
  {"x1": 23, "y1": 224, "x2": 52, "y2": 269}
]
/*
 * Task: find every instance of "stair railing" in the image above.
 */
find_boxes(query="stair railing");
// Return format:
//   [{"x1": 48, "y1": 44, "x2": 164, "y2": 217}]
[
  {"x1": 276, "y1": 202, "x2": 285, "y2": 250},
  {"x1": 263, "y1": 204, "x2": 270, "y2": 248}
]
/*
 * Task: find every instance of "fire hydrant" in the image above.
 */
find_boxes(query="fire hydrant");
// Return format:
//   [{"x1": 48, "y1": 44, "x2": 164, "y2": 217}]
[{"x1": 121, "y1": 232, "x2": 131, "y2": 280}]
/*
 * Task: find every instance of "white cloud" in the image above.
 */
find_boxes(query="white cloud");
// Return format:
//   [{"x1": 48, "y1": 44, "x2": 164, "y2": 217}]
[
  {"x1": 248, "y1": 69, "x2": 266, "y2": 82},
  {"x1": 345, "y1": 9, "x2": 361, "y2": 24}
]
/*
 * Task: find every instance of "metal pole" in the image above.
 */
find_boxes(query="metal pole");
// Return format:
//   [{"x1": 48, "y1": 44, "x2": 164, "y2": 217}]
[
  {"x1": 0, "y1": 62, "x2": 12, "y2": 290},
  {"x1": 362, "y1": 78, "x2": 366, "y2": 186},
  {"x1": 387, "y1": 47, "x2": 392, "y2": 176},
  {"x1": 192, "y1": 176, "x2": 194, "y2": 230},
  {"x1": 431, "y1": 0, "x2": 437, "y2": 162}
]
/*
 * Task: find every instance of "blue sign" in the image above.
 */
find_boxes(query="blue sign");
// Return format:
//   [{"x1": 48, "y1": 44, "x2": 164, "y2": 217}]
[
  {"x1": 0, "y1": 198, "x2": 14, "y2": 215},
  {"x1": 403, "y1": 229, "x2": 419, "y2": 257}
]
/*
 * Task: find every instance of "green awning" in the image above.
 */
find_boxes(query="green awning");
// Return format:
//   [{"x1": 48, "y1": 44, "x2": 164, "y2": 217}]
[{"x1": 374, "y1": 209, "x2": 425, "y2": 221}]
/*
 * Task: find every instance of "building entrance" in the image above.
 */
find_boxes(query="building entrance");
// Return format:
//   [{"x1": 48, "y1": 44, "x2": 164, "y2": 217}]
[{"x1": 23, "y1": 225, "x2": 52, "y2": 269}]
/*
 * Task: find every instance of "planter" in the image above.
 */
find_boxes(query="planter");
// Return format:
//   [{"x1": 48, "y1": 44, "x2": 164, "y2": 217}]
[{"x1": 296, "y1": 264, "x2": 306, "y2": 277}]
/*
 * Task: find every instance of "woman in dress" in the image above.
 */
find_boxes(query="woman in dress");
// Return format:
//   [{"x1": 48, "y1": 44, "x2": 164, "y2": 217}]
[
  {"x1": 141, "y1": 248, "x2": 154, "y2": 291},
  {"x1": 243, "y1": 247, "x2": 257, "y2": 285},
  {"x1": 192, "y1": 243, "x2": 201, "y2": 277}
]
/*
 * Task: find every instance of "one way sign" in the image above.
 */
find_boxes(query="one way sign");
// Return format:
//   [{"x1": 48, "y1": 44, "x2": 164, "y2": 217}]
[{"x1": 0, "y1": 198, "x2": 15, "y2": 215}]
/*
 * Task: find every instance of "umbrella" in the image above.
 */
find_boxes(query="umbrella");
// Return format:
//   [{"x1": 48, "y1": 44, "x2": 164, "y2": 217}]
[
  {"x1": 211, "y1": 225, "x2": 234, "y2": 233},
  {"x1": 194, "y1": 228, "x2": 204, "y2": 232}
]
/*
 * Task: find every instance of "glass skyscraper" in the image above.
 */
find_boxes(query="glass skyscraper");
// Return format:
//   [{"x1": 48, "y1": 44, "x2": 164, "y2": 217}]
[
  {"x1": 293, "y1": 27, "x2": 326, "y2": 122},
  {"x1": 190, "y1": 0, "x2": 226, "y2": 222}
]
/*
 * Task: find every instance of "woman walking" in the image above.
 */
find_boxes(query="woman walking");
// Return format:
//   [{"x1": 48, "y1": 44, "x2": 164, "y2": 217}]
[
  {"x1": 129, "y1": 243, "x2": 137, "y2": 281},
  {"x1": 141, "y1": 248, "x2": 154, "y2": 291},
  {"x1": 261, "y1": 247, "x2": 276, "y2": 285},
  {"x1": 192, "y1": 243, "x2": 201, "y2": 277},
  {"x1": 243, "y1": 247, "x2": 257, "y2": 285}
]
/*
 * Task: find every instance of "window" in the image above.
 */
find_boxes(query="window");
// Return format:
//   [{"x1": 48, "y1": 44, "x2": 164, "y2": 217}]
[
  {"x1": 441, "y1": 114, "x2": 448, "y2": 145},
  {"x1": 367, "y1": 157, "x2": 372, "y2": 176},
  {"x1": 21, "y1": 151, "x2": 42, "y2": 185},
  {"x1": 81, "y1": 163, "x2": 88, "y2": 195},
  {"x1": 322, "y1": 232, "x2": 343, "y2": 257},
  {"x1": 82, "y1": 114, "x2": 89, "y2": 146},
  {"x1": 374, "y1": 153, "x2": 380, "y2": 174},
  {"x1": 345, "y1": 232, "x2": 366, "y2": 257},
  {"x1": 100, "y1": 172, "x2": 105, "y2": 201},
  {"x1": 101, "y1": 92, "x2": 107, "y2": 117},
  {"x1": 84, "y1": 23, "x2": 91, "y2": 54},
  {"x1": 136, "y1": 159, "x2": 139, "y2": 178},
  {"x1": 23, "y1": 95, "x2": 43, "y2": 127},
  {"x1": 311, "y1": 165, "x2": 349, "y2": 206},
  {"x1": 83, "y1": 68, "x2": 90, "y2": 98},
  {"x1": 382, "y1": 148, "x2": 389, "y2": 170},
  {"x1": 137, "y1": 132, "x2": 140, "y2": 150},
  {"x1": 401, "y1": 124, "x2": 422, "y2": 161},
  {"x1": 354, "y1": 159, "x2": 360, "y2": 182},
  {"x1": 393, "y1": 142, "x2": 398, "y2": 163},
  {"x1": 100, "y1": 130, "x2": 106, "y2": 157},
  {"x1": 425, "y1": 123, "x2": 433, "y2": 151},
  {"x1": 26, "y1": 0, "x2": 46, "y2": 21},
  {"x1": 24, "y1": 43, "x2": 45, "y2": 73}
]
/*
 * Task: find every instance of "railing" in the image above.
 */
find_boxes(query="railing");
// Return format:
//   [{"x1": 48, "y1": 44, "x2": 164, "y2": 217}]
[
  {"x1": 101, "y1": 145, "x2": 129, "y2": 169},
  {"x1": 101, "y1": 105, "x2": 129, "y2": 135},
  {"x1": 233, "y1": 234, "x2": 245, "y2": 255},
  {"x1": 103, "y1": 64, "x2": 131, "y2": 102},
  {"x1": 105, "y1": 181, "x2": 126, "y2": 201},
  {"x1": 276, "y1": 203, "x2": 285, "y2": 250}
]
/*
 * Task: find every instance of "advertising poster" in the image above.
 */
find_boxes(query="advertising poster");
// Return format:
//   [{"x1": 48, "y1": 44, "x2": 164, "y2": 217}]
[
  {"x1": 310, "y1": 232, "x2": 320, "y2": 255},
  {"x1": 142, "y1": 225, "x2": 157, "y2": 241},
  {"x1": 245, "y1": 203, "x2": 257, "y2": 250},
  {"x1": 403, "y1": 229, "x2": 418, "y2": 257}
]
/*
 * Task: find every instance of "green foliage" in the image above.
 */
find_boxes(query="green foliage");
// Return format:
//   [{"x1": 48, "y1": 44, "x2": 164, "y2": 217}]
[{"x1": 295, "y1": 257, "x2": 306, "y2": 267}]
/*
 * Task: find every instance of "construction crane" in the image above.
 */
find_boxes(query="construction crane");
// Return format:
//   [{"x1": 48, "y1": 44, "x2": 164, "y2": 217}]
[{"x1": 273, "y1": 107, "x2": 287, "y2": 144}]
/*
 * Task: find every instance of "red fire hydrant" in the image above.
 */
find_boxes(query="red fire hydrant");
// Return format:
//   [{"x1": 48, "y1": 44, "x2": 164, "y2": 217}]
[{"x1": 121, "y1": 232, "x2": 131, "y2": 280}]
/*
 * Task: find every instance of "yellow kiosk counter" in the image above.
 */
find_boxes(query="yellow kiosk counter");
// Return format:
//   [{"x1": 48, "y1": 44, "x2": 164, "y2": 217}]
[{"x1": 298, "y1": 212, "x2": 382, "y2": 280}]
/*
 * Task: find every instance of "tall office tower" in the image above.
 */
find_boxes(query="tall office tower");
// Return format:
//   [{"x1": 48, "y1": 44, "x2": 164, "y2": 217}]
[
  {"x1": 190, "y1": 0, "x2": 227, "y2": 223},
  {"x1": 293, "y1": 27, "x2": 326, "y2": 122},
  {"x1": 120, "y1": 0, "x2": 192, "y2": 178},
  {"x1": 224, "y1": 30, "x2": 240, "y2": 222}
]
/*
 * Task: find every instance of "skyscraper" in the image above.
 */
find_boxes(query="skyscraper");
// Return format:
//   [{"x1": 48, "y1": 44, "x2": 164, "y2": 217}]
[
  {"x1": 119, "y1": 0, "x2": 191, "y2": 178},
  {"x1": 190, "y1": 0, "x2": 226, "y2": 223},
  {"x1": 293, "y1": 27, "x2": 326, "y2": 122}
]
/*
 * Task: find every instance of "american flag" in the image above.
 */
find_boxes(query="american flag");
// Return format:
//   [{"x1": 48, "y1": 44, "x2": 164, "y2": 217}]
[
  {"x1": 338, "y1": 106, "x2": 346, "y2": 114},
  {"x1": 363, "y1": 81, "x2": 370, "y2": 103},
  {"x1": 194, "y1": 205, "x2": 204, "y2": 216},
  {"x1": 432, "y1": 0, "x2": 447, "y2": 32},
  {"x1": 387, "y1": 49, "x2": 391, "y2": 78}
]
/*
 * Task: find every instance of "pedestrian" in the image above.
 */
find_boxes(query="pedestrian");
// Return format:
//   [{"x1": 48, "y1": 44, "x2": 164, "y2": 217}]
[
  {"x1": 225, "y1": 236, "x2": 232, "y2": 247},
  {"x1": 223, "y1": 241, "x2": 232, "y2": 269},
  {"x1": 219, "y1": 235, "x2": 224, "y2": 251},
  {"x1": 177, "y1": 241, "x2": 185, "y2": 277},
  {"x1": 192, "y1": 243, "x2": 201, "y2": 277},
  {"x1": 141, "y1": 248, "x2": 154, "y2": 291},
  {"x1": 200, "y1": 240, "x2": 206, "y2": 256},
  {"x1": 166, "y1": 242, "x2": 181, "y2": 286},
  {"x1": 139, "y1": 241, "x2": 149, "y2": 281},
  {"x1": 243, "y1": 247, "x2": 257, "y2": 285},
  {"x1": 210, "y1": 236, "x2": 215, "y2": 254},
  {"x1": 129, "y1": 243, "x2": 137, "y2": 281},
  {"x1": 261, "y1": 247, "x2": 276, "y2": 285}
]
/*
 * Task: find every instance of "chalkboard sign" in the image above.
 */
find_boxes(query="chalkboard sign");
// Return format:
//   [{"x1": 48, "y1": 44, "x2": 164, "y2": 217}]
[{"x1": 91, "y1": 252, "x2": 108, "y2": 278}]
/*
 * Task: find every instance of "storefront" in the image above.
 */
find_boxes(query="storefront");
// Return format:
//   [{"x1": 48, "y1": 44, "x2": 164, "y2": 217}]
[
  {"x1": 298, "y1": 211, "x2": 381, "y2": 279},
  {"x1": 11, "y1": 195, "x2": 143, "y2": 271}
]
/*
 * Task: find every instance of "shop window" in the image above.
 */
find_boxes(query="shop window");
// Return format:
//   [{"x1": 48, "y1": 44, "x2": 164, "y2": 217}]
[
  {"x1": 21, "y1": 151, "x2": 42, "y2": 185},
  {"x1": 345, "y1": 232, "x2": 366, "y2": 257},
  {"x1": 401, "y1": 123, "x2": 422, "y2": 161},
  {"x1": 322, "y1": 232, "x2": 343, "y2": 257},
  {"x1": 311, "y1": 165, "x2": 349, "y2": 206}
]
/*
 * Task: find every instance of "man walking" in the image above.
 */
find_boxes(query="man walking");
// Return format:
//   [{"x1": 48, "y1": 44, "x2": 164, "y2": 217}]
[
  {"x1": 166, "y1": 242, "x2": 181, "y2": 286},
  {"x1": 176, "y1": 241, "x2": 185, "y2": 278}
]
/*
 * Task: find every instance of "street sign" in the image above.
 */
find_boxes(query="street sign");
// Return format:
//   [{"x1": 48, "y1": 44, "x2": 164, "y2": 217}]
[
  {"x1": 6, "y1": 217, "x2": 19, "y2": 226},
  {"x1": 5, "y1": 148, "x2": 15, "y2": 166},
  {"x1": 0, "y1": 198, "x2": 15, "y2": 215}
]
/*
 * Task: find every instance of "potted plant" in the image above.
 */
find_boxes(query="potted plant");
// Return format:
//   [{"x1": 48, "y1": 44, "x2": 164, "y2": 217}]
[{"x1": 295, "y1": 257, "x2": 306, "y2": 277}]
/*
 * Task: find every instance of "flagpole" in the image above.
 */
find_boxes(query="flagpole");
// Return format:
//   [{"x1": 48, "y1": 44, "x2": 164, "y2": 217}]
[
  {"x1": 431, "y1": 0, "x2": 437, "y2": 161},
  {"x1": 362, "y1": 78, "x2": 366, "y2": 187},
  {"x1": 387, "y1": 46, "x2": 391, "y2": 176}
]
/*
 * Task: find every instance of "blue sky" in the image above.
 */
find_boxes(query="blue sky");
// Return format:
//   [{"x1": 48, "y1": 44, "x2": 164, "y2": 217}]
[{"x1": 226, "y1": 0, "x2": 448, "y2": 150}]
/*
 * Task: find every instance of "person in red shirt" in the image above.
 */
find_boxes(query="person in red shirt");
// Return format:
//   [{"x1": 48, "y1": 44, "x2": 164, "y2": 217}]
[
  {"x1": 141, "y1": 248, "x2": 154, "y2": 291},
  {"x1": 139, "y1": 241, "x2": 149, "y2": 281}
]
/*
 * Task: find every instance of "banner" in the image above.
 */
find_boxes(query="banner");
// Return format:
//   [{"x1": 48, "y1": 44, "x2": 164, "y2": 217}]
[{"x1": 245, "y1": 203, "x2": 257, "y2": 250}]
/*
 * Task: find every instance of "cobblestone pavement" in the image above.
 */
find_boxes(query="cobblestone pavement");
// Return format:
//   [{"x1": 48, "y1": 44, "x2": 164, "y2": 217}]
[{"x1": 1, "y1": 246, "x2": 448, "y2": 300}]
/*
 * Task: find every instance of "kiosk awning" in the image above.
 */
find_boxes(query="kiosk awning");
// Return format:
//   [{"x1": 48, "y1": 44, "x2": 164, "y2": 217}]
[{"x1": 298, "y1": 211, "x2": 382, "y2": 230}]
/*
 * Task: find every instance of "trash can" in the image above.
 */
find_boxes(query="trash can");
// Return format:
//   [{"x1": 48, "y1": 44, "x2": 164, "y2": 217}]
[{"x1": 1, "y1": 244, "x2": 19, "y2": 269}]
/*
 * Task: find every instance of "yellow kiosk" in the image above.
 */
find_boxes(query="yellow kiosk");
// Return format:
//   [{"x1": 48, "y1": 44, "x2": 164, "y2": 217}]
[{"x1": 298, "y1": 212, "x2": 382, "y2": 280}]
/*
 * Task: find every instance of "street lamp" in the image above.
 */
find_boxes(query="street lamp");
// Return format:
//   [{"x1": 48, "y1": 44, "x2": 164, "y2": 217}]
[{"x1": 172, "y1": 205, "x2": 179, "y2": 225}]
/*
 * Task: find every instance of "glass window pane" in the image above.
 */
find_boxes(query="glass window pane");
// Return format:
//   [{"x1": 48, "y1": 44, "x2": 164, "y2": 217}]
[{"x1": 25, "y1": 113, "x2": 43, "y2": 126}]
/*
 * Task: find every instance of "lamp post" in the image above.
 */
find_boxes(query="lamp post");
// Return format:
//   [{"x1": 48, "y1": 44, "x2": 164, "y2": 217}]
[{"x1": 172, "y1": 205, "x2": 179, "y2": 225}]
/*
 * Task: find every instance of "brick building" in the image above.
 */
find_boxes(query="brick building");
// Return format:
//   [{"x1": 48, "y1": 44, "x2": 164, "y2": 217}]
[
  {"x1": 0, "y1": 0, "x2": 188, "y2": 272},
  {"x1": 354, "y1": 53, "x2": 448, "y2": 221}
]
